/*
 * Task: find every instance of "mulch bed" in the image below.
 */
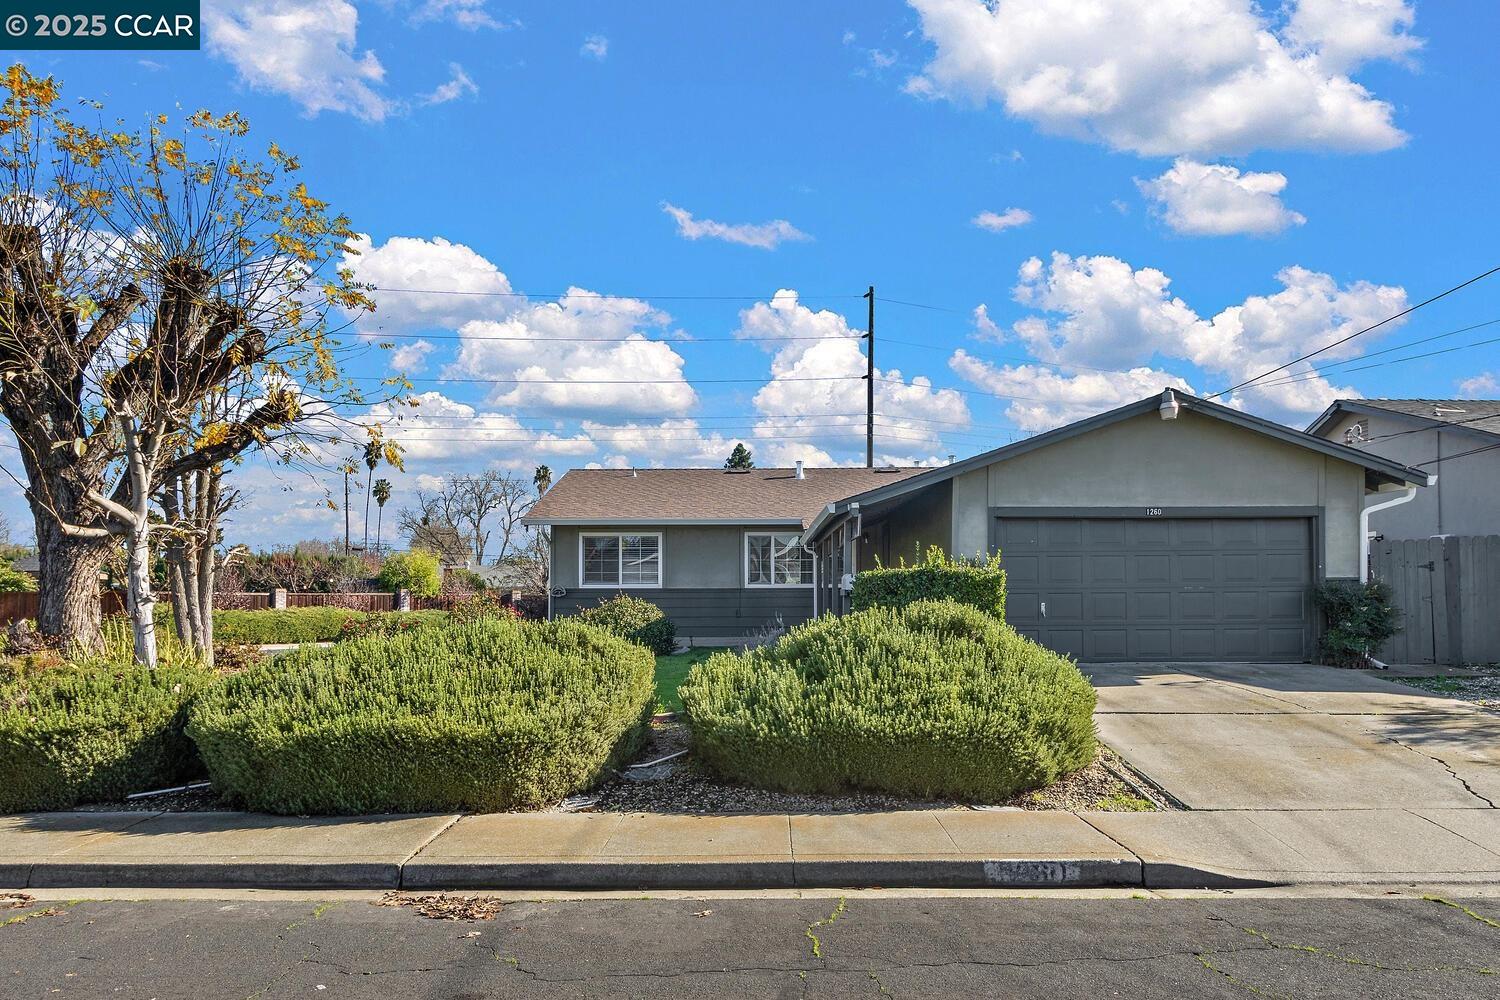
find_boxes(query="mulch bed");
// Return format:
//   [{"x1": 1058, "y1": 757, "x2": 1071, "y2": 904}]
[{"x1": 575, "y1": 722, "x2": 1167, "y2": 815}]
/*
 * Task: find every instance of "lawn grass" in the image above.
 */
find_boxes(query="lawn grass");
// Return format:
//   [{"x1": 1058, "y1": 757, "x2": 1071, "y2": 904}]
[{"x1": 654, "y1": 647, "x2": 727, "y2": 712}]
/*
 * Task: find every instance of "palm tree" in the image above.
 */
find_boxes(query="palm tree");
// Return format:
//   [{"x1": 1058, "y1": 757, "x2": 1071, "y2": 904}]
[
  {"x1": 533, "y1": 464, "x2": 552, "y2": 494},
  {"x1": 361, "y1": 440, "x2": 381, "y2": 552},
  {"x1": 372, "y1": 478, "x2": 392, "y2": 555}
]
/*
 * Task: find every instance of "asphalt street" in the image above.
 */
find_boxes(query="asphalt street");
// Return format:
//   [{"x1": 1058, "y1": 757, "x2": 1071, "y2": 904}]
[{"x1": 4, "y1": 891, "x2": 1499, "y2": 998}]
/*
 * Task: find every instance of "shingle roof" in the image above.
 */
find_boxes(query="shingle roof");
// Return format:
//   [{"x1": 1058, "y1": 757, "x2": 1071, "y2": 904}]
[
  {"x1": 1350, "y1": 399, "x2": 1500, "y2": 437},
  {"x1": 523, "y1": 467, "x2": 928, "y2": 528}
]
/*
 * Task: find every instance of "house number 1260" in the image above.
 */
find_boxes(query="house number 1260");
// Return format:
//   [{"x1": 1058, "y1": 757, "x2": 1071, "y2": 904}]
[{"x1": 1144, "y1": 508, "x2": 1164, "y2": 516}]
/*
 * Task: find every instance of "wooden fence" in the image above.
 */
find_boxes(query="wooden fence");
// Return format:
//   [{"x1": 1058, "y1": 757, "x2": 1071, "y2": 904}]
[
  {"x1": 1372, "y1": 535, "x2": 1500, "y2": 665},
  {"x1": 0, "y1": 588, "x2": 531, "y2": 625}
]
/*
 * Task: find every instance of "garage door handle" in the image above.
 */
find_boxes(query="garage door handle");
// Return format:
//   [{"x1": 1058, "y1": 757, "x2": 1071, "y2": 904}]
[{"x1": 1040, "y1": 601, "x2": 1047, "y2": 618}]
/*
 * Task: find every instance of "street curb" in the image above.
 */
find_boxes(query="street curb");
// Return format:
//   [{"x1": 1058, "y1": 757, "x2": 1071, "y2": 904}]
[
  {"x1": 11, "y1": 856, "x2": 1246, "y2": 891},
  {"x1": 27, "y1": 861, "x2": 403, "y2": 890}
]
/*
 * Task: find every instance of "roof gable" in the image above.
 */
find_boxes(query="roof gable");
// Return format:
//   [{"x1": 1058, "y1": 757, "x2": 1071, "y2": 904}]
[
  {"x1": 806, "y1": 389, "x2": 1430, "y2": 536},
  {"x1": 1307, "y1": 398, "x2": 1500, "y2": 441}
]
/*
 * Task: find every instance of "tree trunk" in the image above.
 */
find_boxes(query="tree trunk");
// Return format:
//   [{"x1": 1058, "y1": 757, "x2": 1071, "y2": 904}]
[
  {"x1": 123, "y1": 518, "x2": 158, "y2": 667},
  {"x1": 375, "y1": 506, "x2": 384, "y2": 556},
  {"x1": 33, "y1": 517, "x2": 111, "y2": 649}
]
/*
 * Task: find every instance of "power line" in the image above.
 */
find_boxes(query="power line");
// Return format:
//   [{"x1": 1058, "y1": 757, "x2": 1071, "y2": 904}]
[
  {"x1": 369, "y1": 286, "x2": 864, "y2": 302},
  {"x1": 1205, "y1": 265, "x2": 1500, "y2": 400},
  {"x1": 351, "y1": 331, "x2": 852, "y2": 344}
]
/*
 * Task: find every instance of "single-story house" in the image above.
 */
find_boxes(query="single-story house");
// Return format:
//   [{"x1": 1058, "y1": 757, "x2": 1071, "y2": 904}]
[
  {"x1": 524, "y1": 390, "x2": 1429, "y2": 662},
  {"x1": 1306, "y1": 398, "x2": 1495, "y2": 538}
]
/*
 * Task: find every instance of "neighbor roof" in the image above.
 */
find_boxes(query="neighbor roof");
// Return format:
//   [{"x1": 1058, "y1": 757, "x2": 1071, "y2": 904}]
[
  {"x1": 522, "y1": 467, "x2": 928, "y2": 528},
  {"x1": 1306, "y1": 399, "x2": 1500, "y2": 439},
  {"x1": 805, "y1": 389, "x2": 1432, "y2": 542}
]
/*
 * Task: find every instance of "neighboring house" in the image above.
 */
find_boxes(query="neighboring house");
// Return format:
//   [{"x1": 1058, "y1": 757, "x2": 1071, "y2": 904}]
[
  {"x1": 525, "y1": 390, "x2": 1428, "y2": 662},
  {"x1": 523, "y1": 465, "x2": 925, "y2": 643},
  {"x1": 1306, "y1": 398, "x2": 1496, "y2": 538}
]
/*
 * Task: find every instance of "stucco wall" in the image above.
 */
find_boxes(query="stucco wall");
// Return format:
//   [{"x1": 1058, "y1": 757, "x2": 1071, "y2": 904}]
[
  {"x1": 946, "y1": 408, "x2": 1369, "y2": 578},
  {"x1": 1317, "y1": 410, "x2": 1495, "y2": 538},
  {"x1": 878, "y1": 480, "x2": 953, "y2": 566}
]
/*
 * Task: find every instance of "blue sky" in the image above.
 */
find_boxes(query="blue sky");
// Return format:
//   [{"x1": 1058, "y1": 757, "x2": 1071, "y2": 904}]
[{"x1": 5, "y1": 0, "x2": 1499, "y2": 548}]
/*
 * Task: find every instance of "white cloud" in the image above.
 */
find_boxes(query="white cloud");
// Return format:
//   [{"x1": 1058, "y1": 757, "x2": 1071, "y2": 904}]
[
  {"x1": 904, "y1": 0, "x2": 1414, "y2": 156},
  {"x1": 412, "y1": 0, "x2": 514, "y2": 31},
  {"x1": 968, "y1": 252, "x2": 1407, "y2": 420},
  {"x1": 735, "y1": 290, "x2": 970, "y2": 465},
  {"x1": 419, "y1": 63, "x2": 479, "y2": 106},
  {"x1": 868, "y1": 49, "x2": 898, "y2": 69},
  {"x1": 1285, "y1": 0, "x2": 1421, "y2": 73},
  {"x1": 205, "y1": 0, "x2": 391, "y2": 122},
  {"x1": 450, "y1": 290, "x2": 697, "y2": 419},
  {"x1": 1139, "y1": 159, "x2": 1305, "y2": 236},
  {"x1": 343, "y1": 234, "x2": 514, "y2": 335},
  {"x1": 389, "y1": 340, "x2": 436, "y2": 373},
  {"x1": 1457, "y1": 372, "x2": 1500, "y2": 399},
  {"x1": 661, "y1": 203, "x2": 812, "y2": 250},
  {"x1": 367, "y1": 391, "x2": 595, "y2": 463},
  {"x1": 950, "y1": 354, "x2": 1194, "y2": 432},
  {"x1": 972, "y1": 208, "x2": 1033, "y2": 233},
  {"x1": 580, "y1": 34, "x2": 609, "y2": 60}
]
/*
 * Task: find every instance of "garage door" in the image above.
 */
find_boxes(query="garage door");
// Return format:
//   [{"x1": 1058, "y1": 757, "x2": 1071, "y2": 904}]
[{"x1": 995, "y1": 516, "x2": 1313, "y2": 662}]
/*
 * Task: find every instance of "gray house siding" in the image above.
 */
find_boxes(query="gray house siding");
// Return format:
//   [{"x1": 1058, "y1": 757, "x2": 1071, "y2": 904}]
[
  {"x1": 1315, "y1": 410, "x2": 1495, "y2": 538},
  {"x1": 549, "y1": 523, "x2": 814, "y2": 639},
  {"x1": 950, "y1": 408, "x2": 1367, "y2": 578}
]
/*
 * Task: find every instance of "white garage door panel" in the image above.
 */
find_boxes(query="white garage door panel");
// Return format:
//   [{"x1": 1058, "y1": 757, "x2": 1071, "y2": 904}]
[{"x1": 998, "y1": 516, "x2": 1314, "y2": 663}]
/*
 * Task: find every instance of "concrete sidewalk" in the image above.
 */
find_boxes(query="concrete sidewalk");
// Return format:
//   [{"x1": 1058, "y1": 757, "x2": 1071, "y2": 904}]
[{"x1": 6, "y1": 805, "x2": 1500, "y2": 891}]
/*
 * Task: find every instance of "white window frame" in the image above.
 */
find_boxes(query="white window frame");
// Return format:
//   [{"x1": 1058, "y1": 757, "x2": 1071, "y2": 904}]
[
  {"x1": 578, "y1": 532, "x2": 663, "y2": 589},
  {"x1": 744, "y1": 531, "x2": 814, "y2": 588}
]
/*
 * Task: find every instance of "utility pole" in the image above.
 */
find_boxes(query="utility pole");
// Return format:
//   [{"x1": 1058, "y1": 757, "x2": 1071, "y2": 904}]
[
  {"x1": 864, "y1": 284, "x2": 875, "y2": 468},
  {"x1": 343, "y1": 464, "x2": 352, "y2": 556}
]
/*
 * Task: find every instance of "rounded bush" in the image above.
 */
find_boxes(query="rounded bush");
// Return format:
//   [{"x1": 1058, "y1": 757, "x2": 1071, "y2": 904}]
[
  {"x1": 680, "y1": 600, "x2": 1096, "y2": 802},
  {"x1": 573, "y1": 595, "x2": 676, "y2": 655},
  {"x1": 187, "y1": 615, "x2": 655, "y2": 814},
  {"x1": 0, "y1": 663, "x2": 209, "y2": 812}
]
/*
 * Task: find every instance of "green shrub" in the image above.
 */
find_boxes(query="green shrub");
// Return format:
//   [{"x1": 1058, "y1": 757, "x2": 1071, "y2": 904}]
[
  {"x1": 0, "y1": 555, "x2": 36, "y2": 593},
  {"x1": 211, "y1": 607, "x2": 364, "y2": 644},
  {"x1": 680, "y1": 599, "x2": 1095, "y2": 802},
  {"x1": 334, "y1": 610, "x2": 451, "y2": 641},
  {"x1": 573, "y1": 594, "x2": 676, "y2": 655},
  {"x1": 852, "y1": 546, "x2": 1007, "y2": 618},
  {"x1": 187, "y1": 615, "x2": 656, "y2": 814},
  {"x1": 1314, "y1": 580, "x2": 1402, "y2": 667},
  {"x1": 378, "y1": 550, "x2": 442, "y2": 598},
  {"x1": 0, "y1": 662, "x2": 210, "y2": 811}
]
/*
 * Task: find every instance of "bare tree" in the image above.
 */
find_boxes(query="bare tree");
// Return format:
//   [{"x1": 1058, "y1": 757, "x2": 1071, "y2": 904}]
[
  {"x1": 0, "y1": 68, "x2": 396, "y2": 659},
  {"x1": 398, "y1": 472, "x2": 534, "y2": 566}
]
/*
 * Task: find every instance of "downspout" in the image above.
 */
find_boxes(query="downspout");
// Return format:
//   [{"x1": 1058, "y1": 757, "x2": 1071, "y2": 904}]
[
  {"x1": 1359, "y1": 485, "x2": 1424, "y2": 583},
  {"x1": 545, "y1": 524, "x2": 554, "y2": 620}
]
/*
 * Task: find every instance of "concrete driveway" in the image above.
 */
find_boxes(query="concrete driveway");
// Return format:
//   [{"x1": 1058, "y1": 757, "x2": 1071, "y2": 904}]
[{"x1": 1089, "y1": 662, "x2": 1500, "y2": 811}]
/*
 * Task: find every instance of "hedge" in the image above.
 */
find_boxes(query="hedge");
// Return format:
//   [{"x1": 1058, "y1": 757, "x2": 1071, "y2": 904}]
[
  {"x1": 851, "y1": 546, "x2": 1007, "y2": 618},
  {"x1": 0, "y1": 662, "x2": 209, "y2": 812},
  {"x1": 1313, "y1": 580, "x2": 1402, "y2": 667},
  {"x1": 208, "y1": 607, "x2": 364, "y2": 644},
  {"x1": 334, "y1": 610, "x2": 451, "y2": 642},
  {"x1": 680, "y1": 599, "x2": 1095, "y2": 802},
  {"x1": 573, "y1": 594, "x2": 677, "y2": 655},
  {"x1": 187, "y1": 615, "x2": 656, "y2": 814}
]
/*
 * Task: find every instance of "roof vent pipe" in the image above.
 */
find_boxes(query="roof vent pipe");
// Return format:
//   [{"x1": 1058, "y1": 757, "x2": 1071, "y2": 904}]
[
  {"x1": 1159, "y1": 388, "x2": 1180, "y2": 420},
  {"x1": 947, "y1": 454, "x2": 956, "y2": 465},
  {"x1": 795, "y1": 460, "x2": 805, "y2": 480},
  {"x1": 630, "y1": 468, "x2": 638, "y2": 478}
]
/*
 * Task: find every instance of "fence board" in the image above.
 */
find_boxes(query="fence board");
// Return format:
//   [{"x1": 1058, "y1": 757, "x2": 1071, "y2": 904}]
[{"x1": 1374, "y1": 534, "x2": 1500, "y2": 665}]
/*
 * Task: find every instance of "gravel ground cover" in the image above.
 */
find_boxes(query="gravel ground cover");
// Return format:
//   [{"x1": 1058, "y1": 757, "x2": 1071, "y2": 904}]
[{"x1": 1395, "y1": 665, "x2": 1500, "y2": 712}]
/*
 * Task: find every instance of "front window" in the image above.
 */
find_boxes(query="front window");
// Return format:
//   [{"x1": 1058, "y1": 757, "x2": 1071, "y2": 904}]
[
  {"x1": 746, "y1": 532, "x2": 813, "y2": 586},
  {"x1": 581, "y1": 533, "x2": 661, "y2": 587}
]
